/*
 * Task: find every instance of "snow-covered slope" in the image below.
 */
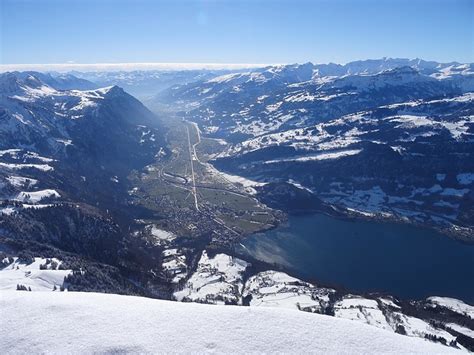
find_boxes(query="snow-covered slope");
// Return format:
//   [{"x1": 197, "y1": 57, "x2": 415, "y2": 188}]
[
  {"x1": 427, "y1": 297, "x2": 474, "y2": 319},
  {"x1": 209, "y1": 89, "x2": 474, "y2": 238},
  {"x1": 0, "y1": 257, "x2": 71, "y2": 291},
  {"x1": 0, "y1": 71, "x2": 160, "y2": 155},
  {"x1": 157, "y1": 63, "x2": 472, "y2": 145},
  {"x1": 0, "y1": 291, "x2": 462, "y2": 354},
  {"x1": 0, "y1": 71, "x2": 169, "y2": 293},
  {"x1": 0, "y1": 71, "x2": 165, "y2": 221},
  {"x1": 174, "y1": 251, "x2": 248, "y2": 304}
]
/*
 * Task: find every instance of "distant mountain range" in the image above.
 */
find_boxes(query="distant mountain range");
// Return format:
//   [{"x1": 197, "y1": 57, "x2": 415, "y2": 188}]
[{"x1": 71, "y1": 69, "x2": 233, "y2": 99}]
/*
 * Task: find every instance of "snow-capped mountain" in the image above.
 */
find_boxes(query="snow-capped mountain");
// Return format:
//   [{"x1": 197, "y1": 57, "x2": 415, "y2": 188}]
[
  {"x1": 155, "y1": 59, "x2": 474, "y2": 239},
  {"x1": 155, "y1": 63, "x2": 315, "y2": 115},
  {"x1": 0, "y1": 71, "x2": 98, "y2": 92},
  {"x1": 0, "y1": 72, "x2": 159, "y2": 156},
  {"x1": 0, "y1": 72, "x2": 167, "y2": 293},
  {"x1": 314, "y1": 57, "x2": 470, "y2": 77},
  {"x1": 157, "y1": 64, "x2": 472, "y2": 142}
]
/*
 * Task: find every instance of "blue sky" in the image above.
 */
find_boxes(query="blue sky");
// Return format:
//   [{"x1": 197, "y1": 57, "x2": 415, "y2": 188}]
[{"x1": 1, "y1": 0, "x2": 473, "y2": 65}]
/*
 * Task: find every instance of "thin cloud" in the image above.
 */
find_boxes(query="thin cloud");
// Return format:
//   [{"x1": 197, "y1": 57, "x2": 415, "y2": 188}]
[{"x1": 0, "y1": 62, "x2": 274, "y2": 73}]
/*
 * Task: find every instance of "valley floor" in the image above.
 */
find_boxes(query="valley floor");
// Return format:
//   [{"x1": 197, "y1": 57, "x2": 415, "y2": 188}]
[{"x1": 128, "y1": 116, "x2": 279, "y2": 249}]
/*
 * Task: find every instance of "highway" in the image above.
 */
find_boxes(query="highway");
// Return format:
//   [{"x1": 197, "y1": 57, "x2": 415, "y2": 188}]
[{"x1": 186, "y1": 125, "x2": 199, "y2": 211}]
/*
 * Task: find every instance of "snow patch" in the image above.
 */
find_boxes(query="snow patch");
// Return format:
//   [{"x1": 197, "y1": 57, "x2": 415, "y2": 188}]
[{"x1": 15, "y1": 189, "x2": 60, "y2": 203}]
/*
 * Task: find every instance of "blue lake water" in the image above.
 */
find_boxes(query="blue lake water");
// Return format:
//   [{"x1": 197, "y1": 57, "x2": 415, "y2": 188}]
[{"x1": 241, "y1": 214, "x2": 474, "y2": 303}]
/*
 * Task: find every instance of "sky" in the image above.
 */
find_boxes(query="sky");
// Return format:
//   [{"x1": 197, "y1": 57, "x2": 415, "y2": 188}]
[{"x1": 1, "y1": 0, "x2": 473, "y2": 67}]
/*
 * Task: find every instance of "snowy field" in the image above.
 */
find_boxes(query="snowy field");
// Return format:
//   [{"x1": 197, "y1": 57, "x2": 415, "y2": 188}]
[
  {"x1": 0, "y1": 291, "x2": 461, "y2": 354},
  {"x1": 0, "y1": 257, "x2": 71, "y2": 291},
  {"x1": 174, "y1": 251, "x2": 248, "y2": 304},
  {"x1": 427, "y1": 297, "x2": 474, "y2": 319},
  {"x1": 243, "y1": 270, "x2": 334, "y2": 312},
  {"x1": 146, "y1": 224, "x2": 176, "y2": 245}
]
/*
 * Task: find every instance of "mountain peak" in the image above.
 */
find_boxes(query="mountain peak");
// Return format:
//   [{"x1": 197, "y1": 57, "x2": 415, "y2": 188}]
[
  {"x1": 95, "y1": 85, "x2": 124, "y2": 96},
  {"x1": 382, "y1": 66, "x2": 419, "y2": 76},
  {"x1": 0, "y1": 72, "x2": 23, "y2": 94}
]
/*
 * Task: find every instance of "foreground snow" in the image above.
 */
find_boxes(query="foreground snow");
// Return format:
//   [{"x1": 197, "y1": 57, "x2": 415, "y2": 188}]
[{"x1": 0, "y1": 291, "x2": 461, "y2": 354}]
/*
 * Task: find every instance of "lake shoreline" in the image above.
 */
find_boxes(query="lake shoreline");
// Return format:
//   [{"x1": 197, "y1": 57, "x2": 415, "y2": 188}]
[
  {"x1": 258, "y1": 198, "x2": 474, "y2": 245},
  {"x1": 239, "y1": 213, "x2": 474, "y2": 304}
]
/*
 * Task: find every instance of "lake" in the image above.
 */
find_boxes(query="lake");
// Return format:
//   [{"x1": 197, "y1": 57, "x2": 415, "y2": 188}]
[{"x1": 241, "y1": 214, "x2": 474, "y2": 303}]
